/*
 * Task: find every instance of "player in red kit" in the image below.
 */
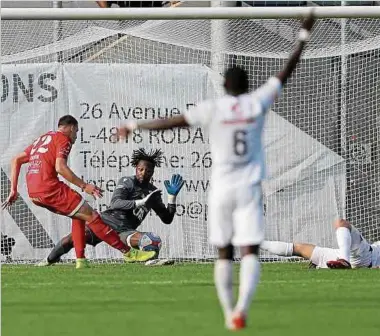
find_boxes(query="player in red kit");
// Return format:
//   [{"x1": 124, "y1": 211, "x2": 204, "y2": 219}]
[{"x1": 2, "y1": 115, "x2": 156, "y2": 268}]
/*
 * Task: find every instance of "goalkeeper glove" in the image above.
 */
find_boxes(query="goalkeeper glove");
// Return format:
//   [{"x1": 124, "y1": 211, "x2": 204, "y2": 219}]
[
  {"x1": 164, "y1": 174, "x2": 185, "y2": 204},
  {"x1": 135, "y1": 189, "x2": 162, "y2": 208}
]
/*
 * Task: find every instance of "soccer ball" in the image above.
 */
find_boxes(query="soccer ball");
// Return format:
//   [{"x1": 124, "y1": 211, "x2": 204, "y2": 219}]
[{"x1": 139, "y1": 232, "x2": 162, "y2": 252}]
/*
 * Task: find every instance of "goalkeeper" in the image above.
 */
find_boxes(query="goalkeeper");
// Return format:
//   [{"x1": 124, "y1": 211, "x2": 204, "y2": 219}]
[
  {"x1": 38, "y1": 148, "x2": 184, "y2": 266},
  {"x1": 261, "y1": 219, "x2": 380, "y2": 269}
]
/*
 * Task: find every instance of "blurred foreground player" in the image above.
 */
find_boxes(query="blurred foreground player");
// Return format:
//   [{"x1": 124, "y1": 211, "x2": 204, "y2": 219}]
[
  {"x1": 261, "y1": 219, "x2": 380, "y2": 269},
  {"x1": 1, "y1": 116, "x2": 156, "y2": 268},
  {"x1": 37, "y1": 148, "x2": 184, "y2": 266},
  {"x1": 116, "y1": 12, "x2": 315, "y2": 330}
]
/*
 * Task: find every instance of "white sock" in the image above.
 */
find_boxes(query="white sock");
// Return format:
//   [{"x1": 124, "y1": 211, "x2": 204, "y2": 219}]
[
  {"x1": 336, "y1": 227, "x2": 351, "y2": 261},
  {"x1": 260, "y1": 241, "x2": 294, "y2": 256},
  {"x1": 214, "y1": 259, "x2": 234, "y2": 318},
  {"x1": 235, "y1": 254, "x2": 261, "y2": 315}
]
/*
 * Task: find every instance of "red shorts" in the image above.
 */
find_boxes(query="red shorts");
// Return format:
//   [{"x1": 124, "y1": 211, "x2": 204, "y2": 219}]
[{"x1": 30, "y1": 183, "x2": 85, "y2": 217}]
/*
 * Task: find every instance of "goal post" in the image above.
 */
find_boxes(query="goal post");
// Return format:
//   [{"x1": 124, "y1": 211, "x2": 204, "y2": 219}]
[
  {"x1": 4, "y1": 6, "x2": 380, "y2": 19},
  {"x1": 1, "y1": 6, "x2": 380, "y2": 264}
]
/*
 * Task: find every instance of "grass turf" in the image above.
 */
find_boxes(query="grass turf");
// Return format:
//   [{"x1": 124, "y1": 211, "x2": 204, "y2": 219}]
[{"x1": 2, "y1": 263, "x2": 380, "y2": 336}]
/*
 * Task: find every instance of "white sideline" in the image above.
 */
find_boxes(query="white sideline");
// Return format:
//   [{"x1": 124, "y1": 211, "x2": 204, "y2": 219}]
[{"x1": 3, "y1": 7, "x2": 380, "y2": 20}]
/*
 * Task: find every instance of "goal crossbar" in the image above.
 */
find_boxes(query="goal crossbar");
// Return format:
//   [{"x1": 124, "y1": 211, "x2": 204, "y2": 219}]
[{"x1": 2, "y1": 6, "x2": 380, "y2": 20}]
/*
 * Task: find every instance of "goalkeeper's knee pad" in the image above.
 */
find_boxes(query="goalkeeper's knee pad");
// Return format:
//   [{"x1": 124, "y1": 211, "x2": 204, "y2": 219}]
[{"x1": 138, "y1": 232, "x2": 162, "y2": 253}]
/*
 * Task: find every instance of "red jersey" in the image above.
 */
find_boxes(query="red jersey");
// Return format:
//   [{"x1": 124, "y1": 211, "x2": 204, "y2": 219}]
[{"x1": 24, "y1": 131, "x2": 72, "y2": 196}]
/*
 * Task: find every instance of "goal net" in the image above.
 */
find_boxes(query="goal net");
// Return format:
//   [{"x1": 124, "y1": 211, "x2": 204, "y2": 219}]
[{"x1": 2, "y1": 12, "x2": 380, "y2": 263}]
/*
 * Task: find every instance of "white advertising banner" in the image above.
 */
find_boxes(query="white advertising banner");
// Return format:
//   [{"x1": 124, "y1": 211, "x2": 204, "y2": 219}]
[{"x1": 0, "y1": 63, "x2": 345, "y2": 262}]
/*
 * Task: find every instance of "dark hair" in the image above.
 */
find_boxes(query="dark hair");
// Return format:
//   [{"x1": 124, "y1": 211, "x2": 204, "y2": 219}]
[
  {"x1": 131, "y1": 148, "x2": 164, "y2": 168},
  {"x1": 224, "y1": 66, "x2": 249, "y2": 95},
  {"x1": 58, "y1": 115, "x2": 78, "y2": 127}
]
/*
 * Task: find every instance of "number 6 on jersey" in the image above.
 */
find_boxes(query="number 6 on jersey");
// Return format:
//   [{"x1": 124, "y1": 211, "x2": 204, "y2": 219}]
[{"x1": 233, "y1": 130, "x2": 248, "y2": 157}]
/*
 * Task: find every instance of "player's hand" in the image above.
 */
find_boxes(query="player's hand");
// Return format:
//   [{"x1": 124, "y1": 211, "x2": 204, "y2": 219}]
[
  {"x1": 116, "y1": 122, "x2": 138, "y2": 142},
  {"x1": 1, "y1": 190, "x2": 18, "y2": 210},
  {"x1": 116, "y1": 126, "x2": 131, "y2": 141},
  {"x1": 83, "y1": 183, "x2": 103, "y2": 199},
  {"x1": 301, "y1": 8, "x2": 316, "y2": 32},
  {"x1": 164, "y1": 174, "x2": 185, "y2": 196},
  {"x1": 135, "y1": 189, "x2": 162, "y2": 208},
  {"x1": 170, "y1": 1, "x2": 182, "y2": 7}
]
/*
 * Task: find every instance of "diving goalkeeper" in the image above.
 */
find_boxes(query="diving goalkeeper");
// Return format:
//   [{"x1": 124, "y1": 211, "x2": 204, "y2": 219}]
[
  {"x1": 261, "y1": 219, "x2": 380, "y2": 269},
  {"x1": 37, "y1": 148, "x2": 184, "y2": 266}
]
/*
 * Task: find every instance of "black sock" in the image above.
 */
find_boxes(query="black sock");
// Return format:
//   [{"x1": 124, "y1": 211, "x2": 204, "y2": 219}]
[{"x1": 47, "y1": 235, "x2": 74, "y2": 263}]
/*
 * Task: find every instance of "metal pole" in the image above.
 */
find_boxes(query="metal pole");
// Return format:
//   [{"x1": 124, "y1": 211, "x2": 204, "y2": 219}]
[
  {"x1": 341, "y1": 0, "x2": 347, "y2": 158},
  {"x1": 210, "y1": 1, "x2": 236, "y2": 91},
  {"x1": 4, "y1": 6, "x2": 380, "y2": 20},
  {"x1": 341, "y1": 0, "x2": 347, "y2": 219},
  {"x1": 53, "y1": 1, "x2": 63, "y2": 63},
  {"x1": 339, "y1": 1, "x2": 349, "y2": 218}
]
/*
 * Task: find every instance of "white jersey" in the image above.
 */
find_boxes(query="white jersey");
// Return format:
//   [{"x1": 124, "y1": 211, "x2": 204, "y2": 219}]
[
  {"x1": 184, "y1": 77, "x2": 282, "y2": 186},
  {"x1": 371, "y1": 241, "x2": 380, "y2": 267}
]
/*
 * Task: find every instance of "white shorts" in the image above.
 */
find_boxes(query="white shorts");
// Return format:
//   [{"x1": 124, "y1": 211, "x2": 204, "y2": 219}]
[
  {"x1": 208, "y1": 183, "x2": 264, "y2": 248},
  {"x1": 310, "y1": 247, "x2": 339, "y2": 269},
  {"x1": 310, "y1": 225, "x2": 372, "y2": 268}
]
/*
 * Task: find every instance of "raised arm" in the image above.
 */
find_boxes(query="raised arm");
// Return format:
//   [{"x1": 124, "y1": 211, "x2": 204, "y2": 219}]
[
  {"x1": 1, "y1": 151, "x2": 29, "y2": 209},
  {"x1": 108, "y1": 178, "x2": 137, "y2": 211},
  {"x1": 117, "y1": 115, "x2": 189, "y2": 140},
  {"x1": 117, "y1": 100, "x2": 214, "y2": 141},
  {"x1": 277, "y1": 11, "x2": 316, "y2": 86},
  {"x1": 137, "y1": 115, "x2": 189, "y2": 130},
  {"x1": 150, "y1": 191, "x2": 176, "y2": 224},
  {"x1": 151, "y1": 174, "x2": 185, "y2": 224},
  {"x1": 96, "y1": 1, "x2": 110, "y2": 8}
]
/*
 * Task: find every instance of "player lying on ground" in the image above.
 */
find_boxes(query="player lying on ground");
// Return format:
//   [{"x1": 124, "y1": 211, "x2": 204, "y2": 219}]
[
  {"x1": 116, "y1": 11, "x2": 315, "y2": 331},
  {"x1": 261, "y1": 219, "x2": 380, "y2": 269},
  {"x1": 1, "y1": 115, "x2": 156, "y2": 269},
  {"x1": 37, "y1": 148, "x2": 184, "y2": 266}
]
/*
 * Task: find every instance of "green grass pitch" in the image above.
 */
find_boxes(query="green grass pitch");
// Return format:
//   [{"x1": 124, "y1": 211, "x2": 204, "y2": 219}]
[{"x1": 2, "y1": 263, "x2": 380, "y2": 336}]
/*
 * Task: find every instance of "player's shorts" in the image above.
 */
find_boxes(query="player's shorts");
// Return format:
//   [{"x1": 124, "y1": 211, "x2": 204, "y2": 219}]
[
  {"x1": 29, "y1": 183, "x2": 84, "y2": 217},
  {"x1": 310, "y1": 246, "x2": 339, "y2": 269},
  {"x1": 310, "y1": 225, "x2": 373, "y2": 268},
  {"x1": 208, "y1": 182, "x2": 264, "y2": 247}
]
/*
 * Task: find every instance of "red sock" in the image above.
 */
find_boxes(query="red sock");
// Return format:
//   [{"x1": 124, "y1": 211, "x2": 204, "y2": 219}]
[
  {"x1": 72, "y1": 219, "x2": 86, "y2": 259},
  {"x1": 87, "y1": 214, "x2": 129, "y2": 254}
]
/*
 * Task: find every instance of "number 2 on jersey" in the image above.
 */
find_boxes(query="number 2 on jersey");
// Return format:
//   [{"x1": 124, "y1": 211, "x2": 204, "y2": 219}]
[
  {"x1": 31, "y1": 135, "x2": 52, "y2": 155},
  {"x1": 233, "y1": 130, "x2": 247, "y2": 156}
]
